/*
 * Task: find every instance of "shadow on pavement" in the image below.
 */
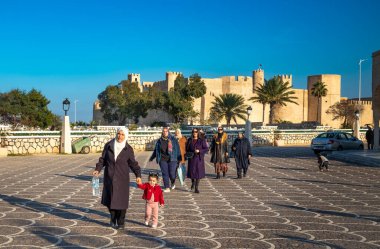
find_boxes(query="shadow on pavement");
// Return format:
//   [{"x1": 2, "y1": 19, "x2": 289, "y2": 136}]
[
  {"x1": 0, "y1": 193, "x2": 186, "y2": 248},
  {"x1": 273, "y1": 203, "x2": 380, "y2": 223},
  {"x1": 274, "y1": 177, "x2": 375, "y2": 188},
  {"x1": 276, "y1": 235, "x2": 346, "y2": 249}
]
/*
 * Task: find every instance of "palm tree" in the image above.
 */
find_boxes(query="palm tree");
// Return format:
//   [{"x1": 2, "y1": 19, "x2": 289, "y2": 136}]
[
  {"x1": 264, "y1": 76, "x2": 298, "y2": 124},
  {"x1": 209, "y1": 93, "x2": 248, "y2": 126},
  {"x1": 250, "y1": 81, "x2": 269, "y2": 125},
  {"x1": 311, "y1": 81, "x2": 328, "y2": 124}
]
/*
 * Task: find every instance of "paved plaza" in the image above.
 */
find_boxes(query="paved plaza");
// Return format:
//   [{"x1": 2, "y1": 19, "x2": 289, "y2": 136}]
[{"x1": 0, "y1": 147, "x2": 379, "y2": 249}]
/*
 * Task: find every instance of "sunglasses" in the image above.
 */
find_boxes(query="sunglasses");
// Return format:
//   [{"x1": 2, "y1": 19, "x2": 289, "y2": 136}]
[{"x1": 192, "y1": 130, "x2": 198, "y2": 133}]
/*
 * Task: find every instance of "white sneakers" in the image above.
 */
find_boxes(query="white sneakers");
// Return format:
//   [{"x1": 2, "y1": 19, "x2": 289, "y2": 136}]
[
  {"x1": 171, "y1": 184, "x2": 176, "y2": 190},
  {"x1": 145, "y1": 221, "x2": 157, "y2": 229},
  {"x1": 163, "y1": 188, "x2": 171, "y2": 193}
]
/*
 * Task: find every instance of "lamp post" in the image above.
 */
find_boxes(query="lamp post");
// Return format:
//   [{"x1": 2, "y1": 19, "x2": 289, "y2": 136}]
[
  {"x1": 354, "y1": 109, "x2": 360, "y2": 138},
  {"x1": 74, "y1": 100, "x2": 79, "y2": 124},
  {"x1": 245, "y1": 106, "x2": 253, "y2": 147},
  {"x1": 63, "y1": 98, "x2": 70, "y2": 116},
  {"x1": 61, "y1": 98, "x2": 72, "y2": 154},
  {"x1": 359, "y1": 59, "x2": 367, "y2": 102}
]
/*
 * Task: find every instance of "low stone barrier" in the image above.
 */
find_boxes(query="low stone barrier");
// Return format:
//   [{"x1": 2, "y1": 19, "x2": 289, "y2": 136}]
[{"x1": 0, "y1": 129, "x2": 366, "y2": 155}]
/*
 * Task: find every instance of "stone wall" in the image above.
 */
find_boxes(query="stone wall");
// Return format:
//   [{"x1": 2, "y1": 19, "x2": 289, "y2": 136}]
[
  {"x1": 0, "y1": 131, "x2": 112, "y2": 155},
  {"x1": 0, "y1": 129, "x2": 367, "y2": 155}
]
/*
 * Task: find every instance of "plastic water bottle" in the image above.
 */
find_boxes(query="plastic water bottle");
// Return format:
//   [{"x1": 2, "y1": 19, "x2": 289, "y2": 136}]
[{"x1": 92, "y1": 176, "x2": 100, "y2": 197}]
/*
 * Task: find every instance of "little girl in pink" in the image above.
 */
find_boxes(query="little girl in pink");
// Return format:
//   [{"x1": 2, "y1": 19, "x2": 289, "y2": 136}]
[{"x1": 138, "y1": 173, "x2": 165, "y2": 228}]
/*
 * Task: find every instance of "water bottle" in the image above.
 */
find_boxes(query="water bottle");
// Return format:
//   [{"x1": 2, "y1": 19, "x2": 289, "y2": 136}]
[{"x1": 92, "y1": 176, "x2": 100, "y2": 197}]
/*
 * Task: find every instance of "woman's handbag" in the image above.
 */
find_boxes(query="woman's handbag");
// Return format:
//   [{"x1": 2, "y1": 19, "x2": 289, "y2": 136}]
[{"x1": 185, "y1": 152, "x2": 194, "y2": 159}]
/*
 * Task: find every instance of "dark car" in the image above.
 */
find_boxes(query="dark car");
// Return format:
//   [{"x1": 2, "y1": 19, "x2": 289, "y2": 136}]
[{"x1": 311, "y1": 131, "x2": 364, "y2": 153}]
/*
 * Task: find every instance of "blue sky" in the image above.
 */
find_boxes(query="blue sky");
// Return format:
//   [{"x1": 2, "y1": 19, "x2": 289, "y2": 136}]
[{"x1": 1, "y1": 0, "x2": 379, "y2": 122}]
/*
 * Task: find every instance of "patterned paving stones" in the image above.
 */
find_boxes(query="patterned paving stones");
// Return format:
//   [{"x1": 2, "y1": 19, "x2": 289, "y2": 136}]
[{"x1": 0, "y1": 147, "x2": 379, "y2": 248}]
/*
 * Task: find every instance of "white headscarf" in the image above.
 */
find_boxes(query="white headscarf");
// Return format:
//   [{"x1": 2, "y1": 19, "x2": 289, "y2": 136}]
[
  {"x1": 114, "y1": 127, "x2": 128, "y2": 160},
  {"x1": 175, "y1": 128, "x2": 182, "y2": 139}
]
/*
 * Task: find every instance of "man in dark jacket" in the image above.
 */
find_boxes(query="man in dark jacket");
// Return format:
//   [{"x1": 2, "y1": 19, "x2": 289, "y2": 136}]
[
  {"x1": 365, "y1": 126, "x2": 374, "y2": 150},
  {"x1": 93, "y1": 127, "x2": 142, "y2": 230},
  {"x1": 149, "y1": 127, "x2": 181, "y2": 192},
  {"x1": 231, "y1": 132, "x2": 252, "y2": 178}
]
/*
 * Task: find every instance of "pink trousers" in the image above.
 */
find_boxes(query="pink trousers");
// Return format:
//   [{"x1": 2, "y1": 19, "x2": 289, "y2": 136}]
[{"x1": 145, "y1": 201, "x2": 159, "y2": 225}]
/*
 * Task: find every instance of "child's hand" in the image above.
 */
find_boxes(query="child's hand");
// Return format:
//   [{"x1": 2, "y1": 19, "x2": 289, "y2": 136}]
[{"x1": 136, "y1": 177, "x2": 142, "y2": 185}]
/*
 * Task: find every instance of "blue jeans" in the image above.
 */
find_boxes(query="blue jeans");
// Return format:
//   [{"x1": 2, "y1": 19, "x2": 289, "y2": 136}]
[{"x1": 159, "y1": 160, "x2": 177, "y2": 189}]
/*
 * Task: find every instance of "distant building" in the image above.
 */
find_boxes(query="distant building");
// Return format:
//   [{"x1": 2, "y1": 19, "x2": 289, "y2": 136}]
[{"x1": 93, "y1": 68, "x2": 374, "y2": 128}]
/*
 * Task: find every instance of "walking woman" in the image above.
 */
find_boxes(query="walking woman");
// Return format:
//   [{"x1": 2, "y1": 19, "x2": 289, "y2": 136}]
[
  {"x1": 210, "y1": 126, "x2": 229, "y2": 178},
  {"x1": 149, "y1": 127, "x2": 181, "y2": 192},
  {"x1": 186, "y1": 128, "x2": 208, "y2": 193},
  {"x1": 93, "y1": 127, "x2": 142, "y2": 230},
  {"x1": 175, "y1": 129, "x2": 187, "y2": 184},
  {"x1": 231, "y1": 131, "x2": 252, "y2": 178}
]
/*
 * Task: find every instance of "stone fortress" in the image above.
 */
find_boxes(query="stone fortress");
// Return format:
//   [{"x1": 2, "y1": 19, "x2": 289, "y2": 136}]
[{"x1": 93, "y1": 67, "x2": 374, "y2": 128}]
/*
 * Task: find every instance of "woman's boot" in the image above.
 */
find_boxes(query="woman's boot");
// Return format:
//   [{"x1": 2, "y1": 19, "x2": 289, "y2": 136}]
[
  {"x1": 191, "y1": 179, "x2": 195, "y2": 190},
  {"x1": 195, "y1": 179, "x2": 200, "y2": 194}
]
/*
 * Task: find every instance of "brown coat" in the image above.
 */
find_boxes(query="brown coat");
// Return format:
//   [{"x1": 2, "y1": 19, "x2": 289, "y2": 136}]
[
  {"x1": 177, "y1": 136, "x2": 187, "y2": 163},
  {"x1": 95, "y1": 139, "x2": 141, "y2": 210},
  {"x1": 210, "y1": 132, "x2": 229, "y2": 163}
]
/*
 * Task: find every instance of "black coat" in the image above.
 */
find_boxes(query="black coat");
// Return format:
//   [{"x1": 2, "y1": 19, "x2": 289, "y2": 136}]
[
  {"x1": 95, "y1": 139, "x2": 141, "y2": 210},
  {"x1": 366, "y1": 129, "x2": 374, "y2": 144},
  {"x1": 232, "y1": 137, "x2": 252, "y2": 169}
]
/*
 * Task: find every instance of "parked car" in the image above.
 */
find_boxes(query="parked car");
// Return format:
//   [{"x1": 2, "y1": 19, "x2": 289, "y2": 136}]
[{"x1": 311, "y1": 131, "x2": 364, "y2": 153}]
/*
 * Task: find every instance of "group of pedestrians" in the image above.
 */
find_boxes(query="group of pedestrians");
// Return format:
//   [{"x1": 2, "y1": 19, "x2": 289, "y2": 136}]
[{"x1": 92, "y1": 126, "x2": 252, "y2": 229}]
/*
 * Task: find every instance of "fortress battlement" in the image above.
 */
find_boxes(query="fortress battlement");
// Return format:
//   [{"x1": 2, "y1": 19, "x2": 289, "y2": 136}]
[
  {"x1": 143, "y1": 82, "x2": 154, "y2": 87},
  {"x1": 348, "y1": 100, "x2": 373, "y2": 106},
  {"x1": 279, "y1": 74, "x2": 292, "y2": 79},
  {"x1": 166, "y1": 72, "x2": 182, "y2": 76}
]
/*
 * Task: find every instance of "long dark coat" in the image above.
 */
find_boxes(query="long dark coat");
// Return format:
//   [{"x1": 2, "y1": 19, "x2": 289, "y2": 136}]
[
  {"x1": 186, "y1": 138, "x2": 208, "y2": 179},
  {"x1": 95, "y1": 139, "x2": 141, "y2": 210},
  {"x1": 232, "y1": 137, "x2": 252, "y2": 170},
  {"x1": 366, "y1": 129, "x2": 374, "y2": 144},
  {"x1": 210, "y1": 133, "x2": 229, "y2": 163}
]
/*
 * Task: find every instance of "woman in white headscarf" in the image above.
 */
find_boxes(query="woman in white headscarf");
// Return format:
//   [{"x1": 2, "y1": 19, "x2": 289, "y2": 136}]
[{"x1": 93, "y1": 127, "x2": 141, "y2": 230}]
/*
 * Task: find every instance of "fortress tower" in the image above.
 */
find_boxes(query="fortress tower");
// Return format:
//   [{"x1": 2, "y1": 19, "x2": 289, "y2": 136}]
[
  {"x1": 128, "y1": 73, "x2": 142, "y2": 92},
  {"x1": 279, "y1": 74, "x2": 292, "y2": 87},
  {"x1": 252, "y1": 68, "x2": 264, "y2": 91},
  {"x1": 307, "y1": 74, "x2": 341, "y2": 127},
  {"x1": 166, "y1": 72, "x2": 182, "y2": 91}
]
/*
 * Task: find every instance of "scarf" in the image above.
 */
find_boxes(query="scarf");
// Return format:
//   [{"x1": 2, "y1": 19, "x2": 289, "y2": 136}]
[
  {"x1": 114, "y1": 127, "x2": 128, "y2": 160},
  {"x1": 162, "y1": 136, "x2": 173, "y2": 153}
]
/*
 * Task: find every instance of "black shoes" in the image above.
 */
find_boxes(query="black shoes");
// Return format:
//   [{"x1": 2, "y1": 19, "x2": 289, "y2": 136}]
[
  {"x1": 237, "y1": 174, "x2": 242, "y2": 179},
  {"x1": 223, "y1": 172, "x2": 226, "y2": 177},
  {"x1": 194, "y1": 189, "x2": 200, "y2": 194}
]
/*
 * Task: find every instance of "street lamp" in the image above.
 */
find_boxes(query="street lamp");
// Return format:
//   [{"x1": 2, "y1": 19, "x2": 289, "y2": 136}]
[
  {"x1": 354, "y1": 109, "x2": 360, "y2": 138},
  {"x1": 63, "y1": 98, "x2": 70, "y2": 116},
  {"x1": 74, "y1": 100, "x2": 79, "y2": 124},
  {"x1": 359, "y1": 59, "x2": 367, "y2": 102},
  {"x1": 247, "y1": 106, "x2": 252, "y2": 120},
  {"x1": 61, "y1": 98, "x2": 72, "y2": 154},
  {"x1": 355, "y1": 110, "x2": 360, "y2": 120},
  {"x1": 245, "y1": 106, "x2": 253, "y2": 147}
]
